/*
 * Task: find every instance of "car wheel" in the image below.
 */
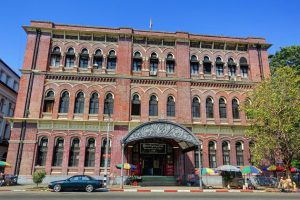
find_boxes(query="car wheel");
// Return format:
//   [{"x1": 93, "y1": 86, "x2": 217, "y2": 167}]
[
  {"x1": 53, "y1": 184, "x2": 62, "y2": 192},
  {"x1": 85, "y1": 184, "x2": 94, "y2": 192}
]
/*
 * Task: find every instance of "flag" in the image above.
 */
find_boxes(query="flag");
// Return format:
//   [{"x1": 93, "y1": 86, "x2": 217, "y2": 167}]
[{"x1": 150, "y1": 18, "x2": 152, "y2": 30}]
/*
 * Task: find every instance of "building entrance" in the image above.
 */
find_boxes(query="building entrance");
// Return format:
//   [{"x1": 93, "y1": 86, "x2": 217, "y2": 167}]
[{"x1": 131, "y1": 139, "x2": 175, "y2": 176}]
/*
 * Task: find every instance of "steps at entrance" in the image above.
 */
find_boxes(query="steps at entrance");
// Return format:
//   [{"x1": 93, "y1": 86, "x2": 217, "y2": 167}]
[{"x1": 141, "y1": 176, "x2": 177, "y2": 186}]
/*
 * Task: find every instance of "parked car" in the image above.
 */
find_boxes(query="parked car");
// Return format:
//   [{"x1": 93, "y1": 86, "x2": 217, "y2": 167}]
[{"x1": 48, "y1": 175, "x2": 103, "y2": 192}]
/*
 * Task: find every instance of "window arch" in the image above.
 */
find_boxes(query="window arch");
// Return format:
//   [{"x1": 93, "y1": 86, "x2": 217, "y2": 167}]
[
  {"x1": 232, "y1": 98, "x2": 240, "y2": 119},
  {"x1": 36, "y1": 137, "x2": 48, "y2": 166},
  {"x1": 104, "y1": 93, "x2": 114, "y2": 115},
  {"x1": 69, "y1": 138, "x2": 80, "y2": 167},
  {"x1": 190, "y1": 55, "x2": 199, "y2": 75},
  {"x1": 89, "y1": 92, "x2": 99, "y2": 114},
  {"x1": 203, "y1": 56, "x2": 212, "y2": 74},
  {"x1": 79, "y1": 48, "x2": 89, "y2": 68},
  {"x1": 65, "y1": 47, "x2": 75, "y2": 67},
  {"x1": 192, "y1": 97, "x2": 200, "y2": 118},
  {"x1": 206, "y1": 97, "x2": 214, "y2": 118},
  {"x1": 93, "y1": 49, "x2": 103, "y2": 69},
  {"x1": 131, "y1": 94, "x2": 141, "y2": 116},
  {"x1": 208, "y1": 141, "x2": 217, "y2": 168},
  {"x1": 228, "y1": 57, "x2": 236, "y2": 77},
  {"x1": 132, "y1": 51, "x2": 142, "y2": 72},
  {"x1": 107, "y1": 50, "x2": 116, "y2": 70},
  {"x1": 222, "y1": 141, "x2": 230, "y2": 165},
  {"x1": 43, "y1": 90, "x2": 55, "y2": 113},
  {"x1": 216, "y1": 57, "x2": 224, "y2": 76},
  {"x1": 166, "y1": 53, "x2": 175, "y2": 73},
  {"x1": 85, "y1": 138, "x2": 95, "y2": 167},
  {"x1": 167, "y1": 96, "x2": 175, "y2": 117},
  {"x1": 100, "y1": 138, "x2": 111, "y2": 167},
  {"x1": 150, "y1": 53, "x2": 158, "y2": 75},
  {"x1": 149, "y1": 95, "x2": 158, "y2": 116},
  {"x1": 219, "y1": 98, "x2": 227, "y2": 119},
  {"x1": 240, "y1": 57, "x2": 249, "y2": 78},
  {"x1": 50, "y1": 46, "x2": 61, "y2": 67},
  {"x1": 236, "y1": 141, "x2": 244, "y2": 166},
  {"x1": 59, "y1": 91, "x2": 69, "y2": 113},
  {"x1": 52, "y1": 138, "x2": 64, "y2": 166},
  {"x1": 74, "y1": 92, "x2": 85, "y2": 114}
]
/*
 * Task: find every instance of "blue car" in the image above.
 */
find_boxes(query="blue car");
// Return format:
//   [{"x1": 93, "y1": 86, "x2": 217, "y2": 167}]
[{"x1": 48, "y1": 175, "x2": 103, "y2": 192}]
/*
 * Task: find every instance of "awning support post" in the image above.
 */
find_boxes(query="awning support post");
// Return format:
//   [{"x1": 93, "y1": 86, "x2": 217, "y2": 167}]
[{"x1": 120, "y1": 143, "x2": 125, "y2": 189}]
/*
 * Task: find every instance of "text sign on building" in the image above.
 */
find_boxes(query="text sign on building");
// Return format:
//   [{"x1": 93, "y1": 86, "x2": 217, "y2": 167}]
[{"x1": 140, "y1": 143, "x2": 166, "y2": 154}]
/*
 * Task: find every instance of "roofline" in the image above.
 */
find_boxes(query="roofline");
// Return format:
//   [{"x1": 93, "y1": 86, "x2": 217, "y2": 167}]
[
  {"x1": 27, "y1": 20, "x2": 270, "y2": 45},
  {"x1": 0, "y1": 59, "x2": 20, "y2": 79}
]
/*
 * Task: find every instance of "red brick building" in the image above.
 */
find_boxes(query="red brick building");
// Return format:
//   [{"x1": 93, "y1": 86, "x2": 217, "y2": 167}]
[{"x1": 6, "y1": 21, "x2": 271, "y2": 183}]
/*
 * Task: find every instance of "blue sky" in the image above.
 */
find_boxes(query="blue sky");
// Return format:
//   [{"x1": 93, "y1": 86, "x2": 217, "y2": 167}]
[{"x1": 1, "y1": 0, "x2": 299, "y2": 74}]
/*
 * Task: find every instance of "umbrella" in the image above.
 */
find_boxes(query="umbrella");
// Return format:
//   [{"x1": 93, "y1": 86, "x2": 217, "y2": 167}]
[
  {"x1": 116, "y1": 163, "x2": 136, "y2": 170},
  {"x1": 290, "y1": 167, "x2": 300, "y2": 173},
  {"x1": 202, "y1": 168, "x2": 215, "y2": 175},
  {"x1": 0, "y1": 161, "x2": 11, "y2": 167},
  {"x1": 241, "y1": 166, "x2": 262, "y2": 175},
  {"x1": 216, "y1": 165, "x2": 240, "y2": 172},
  {"x1": 267, "y1": 165, "x2": 284, "y2": 172}
]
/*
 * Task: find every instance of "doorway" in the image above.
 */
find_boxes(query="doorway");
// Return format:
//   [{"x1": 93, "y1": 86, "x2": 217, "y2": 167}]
[{"x1": 142, "y1": 155, "x2": 164, "y2": 176}]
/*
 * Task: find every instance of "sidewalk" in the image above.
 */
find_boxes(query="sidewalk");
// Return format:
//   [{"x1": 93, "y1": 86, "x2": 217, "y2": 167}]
[{"x1": 0, "y1": 184, "x2": 299, "y2": 193}]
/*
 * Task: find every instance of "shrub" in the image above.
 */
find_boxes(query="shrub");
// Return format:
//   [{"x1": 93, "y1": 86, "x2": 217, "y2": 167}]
[{"x1": 32, "y1": 170, "x2": 46, "y2": 187}]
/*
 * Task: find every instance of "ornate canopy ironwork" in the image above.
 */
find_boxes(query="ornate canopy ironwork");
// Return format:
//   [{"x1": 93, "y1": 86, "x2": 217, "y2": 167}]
[{"x1": 122, "y1": 120, "x2": 201, "y2": 151}]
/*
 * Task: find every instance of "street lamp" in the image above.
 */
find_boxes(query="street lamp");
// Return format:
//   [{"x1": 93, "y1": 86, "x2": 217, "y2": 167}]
[{"x1": 103, "y1": 98, "x2": 112, "y2": 188}]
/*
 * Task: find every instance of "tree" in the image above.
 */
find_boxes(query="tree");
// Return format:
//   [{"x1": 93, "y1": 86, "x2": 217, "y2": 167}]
[
  {"x1": 244, "y1": 67, "x2": 300, "y2": 176},
  {"x1": 32, "y1": 170, "x2": 46, "y2": 187},
  {"x1": 269, "y1": 46, "x2": 300, "y2": 74}
]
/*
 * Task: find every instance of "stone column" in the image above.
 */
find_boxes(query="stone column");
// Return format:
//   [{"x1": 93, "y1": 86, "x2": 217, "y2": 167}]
[
  {"x1": 45, "y1": 136, "x2": 55, "y2": 174},
  {"x1": 94, "y1": 134, "x2": 102, "y2": 175},
  {"x1": 224, "y1": 64, "x2": 229, "y2": 79},
  {"x1": 102, "y1": 56, "x2": 107, "y2": 74},
  {"x1": 141, "y1": 57, "x2": 149, "y2": 76},
  {"x1": 211, "y1": 62, "x2": 216, "y2": 79},
  {"x1": 159, "y1": 58, "x2": 166, "y2": 77},
  {"x1": 236, "y1": 64, "x2": 241, "y2": 81},
  {"x1": 199, "y1": 62, "x2": 204, "y2": 79},
  {"x1": 62, "y1": 136, "x2": 71, "y2": 175},
  {"x1": 88, "y1": 55, "x2": 93, "y2": 73},
  {"x1": 78, "y1": 136, "x2": 87, "y2": 174}
]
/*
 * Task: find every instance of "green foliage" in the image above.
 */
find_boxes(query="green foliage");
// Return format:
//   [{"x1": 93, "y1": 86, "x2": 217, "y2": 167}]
[
  {"x1": 244, "y1": 67, "x2": 300, "y2": 175},
  {"x1": 32, "y1": 170, "x2": 46, "y2": 187},
  {"x1": 269, "y1": 46, "x2": 300, "y2": 74}
]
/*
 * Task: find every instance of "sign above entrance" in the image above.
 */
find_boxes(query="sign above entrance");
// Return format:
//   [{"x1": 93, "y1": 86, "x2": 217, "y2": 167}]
[{"x1": 140, "y1": 143, "x2": 166, "y2": 154}]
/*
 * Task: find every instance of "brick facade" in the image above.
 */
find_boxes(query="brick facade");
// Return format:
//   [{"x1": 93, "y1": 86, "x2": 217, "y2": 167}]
[{"x1": 6, "y1": 21, "x2": 270, "y2": 181}]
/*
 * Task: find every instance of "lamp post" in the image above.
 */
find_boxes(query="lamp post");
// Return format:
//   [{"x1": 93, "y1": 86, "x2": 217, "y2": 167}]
[{"x1": 103, "y1": 98, "x2": 112, "y2": 188}]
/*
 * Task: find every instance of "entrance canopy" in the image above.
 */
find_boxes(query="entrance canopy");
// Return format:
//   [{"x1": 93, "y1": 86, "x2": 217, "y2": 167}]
[{"x1": 122, "y1": 120, "x2": 201, "y2": 151}]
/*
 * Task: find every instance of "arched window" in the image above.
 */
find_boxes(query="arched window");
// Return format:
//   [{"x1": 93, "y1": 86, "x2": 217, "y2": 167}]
[
  {"x1": 236, "y1": 141, "x2": 244, "y2": 166},
  {"x1": 232, "y1": 99, "x2": 240, "y2": 119},
  {"x1": 43, "y1": 90, "x2": 55, "y2": 113},
  {"x1": 209, "y1": 141, "x2": 217, "y2": 168},
  {"x1": 216, "y1": 57, "x2": 224, "y2": 76},
  {"x1": 203, "y1": 56, "x2": 212, "y2": 74},
  {"x1": 36, "y1": 137, "x2": 48, "y2": 166},
  {"x1": 59, "y1": 91, "x2": 69, "y2": 113},
  {"x1": 206, "y1": 97, "x2": 214, "y2": 118},
  {"x1": 132, "y1": 52, "x2": 142, "y2": 72},
  {"x1": 52, "y1": 138, "x2": 64, "y2": 166},
  {"x1": 190, "y1": 55, "x2": 199, "y2": 75},
  {"x1": 104, "y1": 93, "x2": 114, "y2": 115},
  {"x1": 85, "y1": 138, "x2": 95, "y2": 167},
  {"x1": 65, "y1": 47, "x2": 75, "y2": 67},
  {"x1": 192, "y1": 97, "x2": 200, "y2": 118},
  {"x1": 228, "y1": 58, "x2": 236, "y2": 77},
  {"x1": 131, "y1": 94, "x2": 141, "y2": 116},
  {"x1": 166, "y1": 54, "x2": 175, "y2": 73},
  {"x1": 107, "y1": 50, "x2": 116, "y2": 70},
  {"x1": 50, "y1": 47, "x2": 61, "y2": 67},
  {"x1": 74, "y1": 92, "x2": 84, "y2": 114},
  {"x1": 149, "y1": 95, "x2": 158, "y2": 116},
  {"x1": 100, "y1": 138, "x2": 111, "y2": 167},
  {"x1": 8, "y1": 103, "x2": 13, "y2": 116},
  {"x1": 79, "y1": 48, "x2": 89, "y2": 68},
  {"x1": 167, "y1": 96, "x2": 175, "y2": 117},
  {"x1": 93, "y1": 49, "x2": 103, "y2": 69},
  {"x1": 194, "y1": 144, "x2": 203, "y2": 168},
  {"x1": 69, "y1": 138, "x2": 80, "y2": 167},
  {"x1": 240, "y1": 57, "x2": 248, "y2": 78},
  {"x1": 222, "y1": 141, "x2": 230, "y2": 165},
  {"x1": 150, "y1": 53, "x2": 158, "y2": 75},
  {"x1": 89, "y1": 92, "x2": 99, "y2": 114},
  {"x1": 219, "y1": 98, "x2": 227, "y2": 119},
  {"x1": 0, "y1": 99, "x2": 5, "y2": 113}
]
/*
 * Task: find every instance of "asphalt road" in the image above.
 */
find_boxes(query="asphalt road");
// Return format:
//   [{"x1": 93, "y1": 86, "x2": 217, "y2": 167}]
[{"x1": 0, "y1": 192, "x2": 299, "y2": 200}]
